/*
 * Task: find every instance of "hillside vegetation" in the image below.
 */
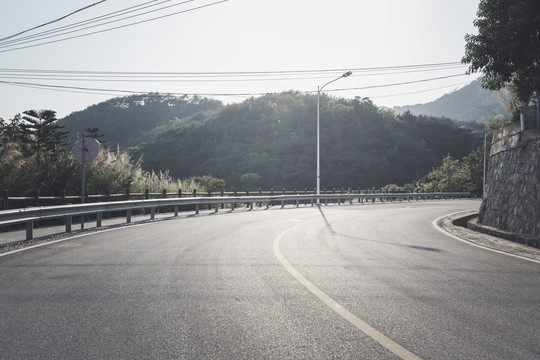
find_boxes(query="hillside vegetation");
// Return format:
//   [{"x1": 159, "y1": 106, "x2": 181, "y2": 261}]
[
  {"x1": 130, "y1": 92, "x2": 481, "y2": 190},
  {"x1": 2, "y1": 91, "x2": 485, "y2": 196},
  {"x1": 58, "y1": 93, "x2": 222, "y2": 147}
]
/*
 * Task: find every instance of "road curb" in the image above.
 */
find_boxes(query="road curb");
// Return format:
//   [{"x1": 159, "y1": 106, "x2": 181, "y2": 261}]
[{"x1": 436, "y1": 211, "x2": 540, "y2": 262}]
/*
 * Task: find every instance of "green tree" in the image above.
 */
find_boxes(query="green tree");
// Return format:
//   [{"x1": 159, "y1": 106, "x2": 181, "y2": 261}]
[
  {"x1": 416, "y1": 149, "x2": 484, "y2": 196},
  {"x1": 240, "y1": 173, "x2": 261, "y2": 191},
  {"x1": 17, "y1": 110, "x2": 68, "y2": 165},
  {"x1": 463, "y1": 0, "x2": 540, "y2": 109}
]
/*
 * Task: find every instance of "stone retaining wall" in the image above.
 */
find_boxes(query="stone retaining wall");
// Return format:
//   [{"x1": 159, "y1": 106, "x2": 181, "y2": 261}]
[{"x1": 478, "y1": 122, "x2": 540, "y2": 237}]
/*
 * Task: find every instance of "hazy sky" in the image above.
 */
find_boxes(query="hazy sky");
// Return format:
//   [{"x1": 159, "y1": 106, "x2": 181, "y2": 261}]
[{"x1": 0, "y1": 0, "x2": 482, "y2": 120}]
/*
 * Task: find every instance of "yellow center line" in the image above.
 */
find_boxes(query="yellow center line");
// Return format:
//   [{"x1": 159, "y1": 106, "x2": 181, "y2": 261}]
[{"x1": 273, "y1": 224, "x2": 421, "y2": 360}]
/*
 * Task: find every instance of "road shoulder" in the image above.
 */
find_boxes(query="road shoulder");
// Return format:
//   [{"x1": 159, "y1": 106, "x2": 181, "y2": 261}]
[{"x1": 436, "y1": 211, "x2": 540, "y2": 263}]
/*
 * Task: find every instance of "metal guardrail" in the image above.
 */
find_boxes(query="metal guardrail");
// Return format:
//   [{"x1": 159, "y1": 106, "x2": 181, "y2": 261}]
[{"x1": 0, "y1": 192, "x2": 470, "y2": 241}]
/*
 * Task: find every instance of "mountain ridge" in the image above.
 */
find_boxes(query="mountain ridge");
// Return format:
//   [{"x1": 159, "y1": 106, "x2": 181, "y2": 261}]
[{"x1": 392, "y1": 77, "x2": 509, "y2": 123}]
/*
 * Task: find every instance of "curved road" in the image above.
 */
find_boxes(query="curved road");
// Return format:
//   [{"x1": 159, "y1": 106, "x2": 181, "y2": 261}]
[{"x1": 1, "y1": 200, "x2": 539, "y2": 359}]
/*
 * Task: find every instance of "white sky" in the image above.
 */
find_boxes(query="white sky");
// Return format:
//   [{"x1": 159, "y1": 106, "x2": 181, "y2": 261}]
[{"x1": 0, "y1": 0, "x2": 481, "y2": 120}]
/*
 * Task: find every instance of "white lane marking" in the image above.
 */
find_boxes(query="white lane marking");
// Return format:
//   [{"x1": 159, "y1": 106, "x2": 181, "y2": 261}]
[
  {"x1": 432, "y1": 213, "x2": 540, "y2": 264},
  {"x1": 273, "y1": 224, "x2": 421, "y2": 360}
]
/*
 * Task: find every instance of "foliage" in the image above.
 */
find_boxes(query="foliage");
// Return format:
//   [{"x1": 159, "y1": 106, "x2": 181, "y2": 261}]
[
  {"x1": 2, "y1": 90, "x2": 486, "y2": 196},
  {"x1": 58, "y1": 93, "x2": 222, "y2": 147},
  {"x1": 135, "y1": 92, "x2": 482, "y2": 190},
  {"x1": 463, "y1": 0, "x2": 540, "y2": 114},
  {"x1": 0, "y1": 113, "x2": 224, "y2": 196},
  {"x1": 17, "y1": 110, "x2": 68, "y2": 165},
  {"x1": 189, "y1": 175, "x2": 226, "y2": 193},
  {"x1": 240, "y1": 173, "x2": 261, "y2": 191},
  {"x1": 416, "y1": 147, "x2": 484, "y2": 196}
]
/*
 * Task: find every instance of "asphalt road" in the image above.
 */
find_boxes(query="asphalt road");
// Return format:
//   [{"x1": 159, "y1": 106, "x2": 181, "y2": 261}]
[{"x1": 1, "y1": 200, "x2": 539, "y2": 359}]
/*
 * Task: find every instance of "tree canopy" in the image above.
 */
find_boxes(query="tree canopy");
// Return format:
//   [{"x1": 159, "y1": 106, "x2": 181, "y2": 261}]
[
  {"x1": 463, "y1": 0, "x2": 540, "y2": 106},
  {"x1": 134, "y1": 92, "x2": 481, "y2": 191}
]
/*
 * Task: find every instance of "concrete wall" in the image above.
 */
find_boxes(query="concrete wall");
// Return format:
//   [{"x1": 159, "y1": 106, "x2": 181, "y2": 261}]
[{"x1": 478, "y1": 122, "x2": 540, "y2": 237}]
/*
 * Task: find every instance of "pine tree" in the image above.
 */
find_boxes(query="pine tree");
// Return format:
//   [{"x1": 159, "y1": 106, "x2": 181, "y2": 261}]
[{"x1": 18, "y1": 110, "x2": 68, "y2": 165}]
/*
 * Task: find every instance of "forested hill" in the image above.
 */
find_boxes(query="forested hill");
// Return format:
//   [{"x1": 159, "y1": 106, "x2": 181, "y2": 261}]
[
  {"x1": 392, "y1": 77, "x2": 509, "y2": 123},
  {"x1": 131, "y1": 92, "x2": 481, "y2": 190},
  {"x1": 58, "y1": 93, "x2": 222, "y2": 147}
]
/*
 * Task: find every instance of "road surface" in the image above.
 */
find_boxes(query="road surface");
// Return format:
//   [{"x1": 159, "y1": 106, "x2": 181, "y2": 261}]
[{"x1": 1, "y1": 200, "x2": 539, "y2": 359}]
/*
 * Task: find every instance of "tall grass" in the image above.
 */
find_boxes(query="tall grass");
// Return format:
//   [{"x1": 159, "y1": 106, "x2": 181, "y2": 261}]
[{"x1": 0, "y1": 143, "x2": 224, "y2": 196}]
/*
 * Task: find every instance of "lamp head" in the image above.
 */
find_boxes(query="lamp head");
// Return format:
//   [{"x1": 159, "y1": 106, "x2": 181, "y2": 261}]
[{"x1": 343, "y1": 71, "x2": 352, "y2": 77}]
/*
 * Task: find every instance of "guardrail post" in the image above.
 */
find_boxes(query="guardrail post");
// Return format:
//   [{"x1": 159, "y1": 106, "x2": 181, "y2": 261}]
[
  {"x1": 178, "y1": 189, "x2": 182, "y2": 198},
  {"x1": 125, "y1": 189, "x2": 130, "y2": 201},
  {"x1": 174, "y1": 206, "x2": 179, "y2": 217},
  {"x1": 195, "y1": 204, "x2": 199, "y2": 214},
  {"x1": 162, "y1": 189, "x2": 167, "y2": 199},
  {"x1": 221, "y1": 190, "x2": 224, "y2": 209},
  {"x1": 231, "y1": 202, "x2": 236, "y2": 211},
  {"x1": 97, "y1": 212, "x2": 102, "y2": 227},
  {"x1": 66, "y1": 216, "x2": 72, "y2": 233},
  {"x1": 193, "y1": 189, "x2": 197, "y2": 197},
  {"x1": 61, "y1": 190, "x2": 66, "y2": 205},
  {"x1": 151, "y1": 207, "x2": 155, "y2": 220},
  {"x1": 250, "y1": 202, "x2": 253, "y2": 210},
  {"x1": 2, "y1": 189, "x2": 8, "y2": 210},
  {"x1": 296, "y1": 199, "x2": 299, "y2": 208},
  {"x1": 127, "y1": 209, "x2": 132, "y2": 223},
  {"x1": 145, "y1": 189, "x2": 150, "y2": 199},
  {"x1": 215, "y1": 203, "x2": 219, "y2": 212},
  {"x1": 26, "y1": 221, "x2": 33, "y2": 240},
  {"x1": 281, "y1": 200, "x2": 285, "y2": 208},
  {"x1": 266, "y1": 201, "x2": 269, "y2": 209},
  {"x1": 34, "y1": 190, "x2": 40, "y2": 207}
]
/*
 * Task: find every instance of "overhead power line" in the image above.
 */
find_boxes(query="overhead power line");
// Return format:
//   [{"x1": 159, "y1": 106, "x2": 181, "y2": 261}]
[
  {"x1": 0, "y1": 0, "x2": 108, "y2": 42},
  {"x1": 0, "y1": 0, "x2": 229, "y2": 53},
  {"x1": 0, "y1": 0, "x2": 163, "y2": 46},
  {"x1": 0, "y1": 72, "x2": 470, "y2": 98},
  {"x1": 0, "y1": 63, "x2": 466, "y2": 83}
]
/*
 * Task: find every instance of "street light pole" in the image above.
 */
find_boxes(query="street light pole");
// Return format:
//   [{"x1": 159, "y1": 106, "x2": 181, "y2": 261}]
[{"x1": 317, "y1": 71, "x2": 352, "y2": 204}]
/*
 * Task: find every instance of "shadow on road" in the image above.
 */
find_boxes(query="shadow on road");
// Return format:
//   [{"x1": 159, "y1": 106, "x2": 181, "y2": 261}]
[{"x1": 316, "y1": 204, "x2": 443, "y2": 252}]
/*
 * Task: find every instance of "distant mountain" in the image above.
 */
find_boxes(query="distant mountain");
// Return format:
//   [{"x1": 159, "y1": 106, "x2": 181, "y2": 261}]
[
  {"x1": 392, "y1": 77, "x2": 509, "y2": 123},
  {"x1": 58, "y1": 93, "x2": 222, "y2": 147}
]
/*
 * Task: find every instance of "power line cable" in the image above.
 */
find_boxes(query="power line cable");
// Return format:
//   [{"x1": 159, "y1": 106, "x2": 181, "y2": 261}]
[
  {"x1": 328, "y1": 74, "x2": 466, "y2": 93},
  {"x1": 0, "y1": 0, "x2": 164, "y2": 46},
  {"x1": 0, "y1": 0, "x2": 108, "y2": 42},
  {"x1": 369, "y1": 81, "x2": 473, "y2": 100},
  {"x1": 0, "y1": 0, "x2": 228, "y2": 53},
  {"x1": 0, "y1": 0, "x2": 190, "y2": 48},
  {"x1": 0, "y1": 62, "x2": 466, "y2": 80},
  {"x1": 0, "y1": 72, "x2": 470, "y2": 97},
  {"x1": 0, "y1": 67, "x2": 467, "y2": 83}
]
